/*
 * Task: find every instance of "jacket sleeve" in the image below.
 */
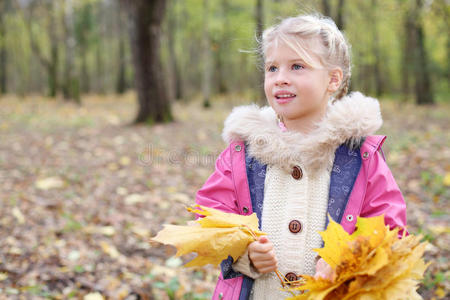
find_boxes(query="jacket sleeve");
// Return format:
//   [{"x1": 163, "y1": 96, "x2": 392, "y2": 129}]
[
  {"x1": 195, "y1": 145, "x2": 239, "y2": 213},
  {"x1": 195, "y1": 145, "x2": 243, "y2": 279},
  {"x1": 231, "y1": 249, "x2": 261, "y2": 279},
  {"x1": 360, "y1": 148, "x2": 408, "y2": 237}
]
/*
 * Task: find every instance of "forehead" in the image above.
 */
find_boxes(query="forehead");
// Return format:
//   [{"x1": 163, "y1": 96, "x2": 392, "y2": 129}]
[
  {"x1": 264, "y1": 37, "x2": 324, "y2": 68},
  {"x1": 265, "y1": 44, "x2": 303, "y2": 62}
]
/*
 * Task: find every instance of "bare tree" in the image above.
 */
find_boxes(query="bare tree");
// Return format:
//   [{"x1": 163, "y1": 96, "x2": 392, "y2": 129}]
[
  {"x1": 75, "y1": 1, "x2": 94, "y2": 94},
  {"x1": 400, "y1": 1, "x2": 414, "y2": 101},
  {"x1": 122, "y1": 0, "x2": 172, "y2": 123},
  {"x1": 24, "y1": 0, "x2": 59, "y2": 97},
  {"x1": 404, "y1": 0, "x2": 434, "y2": 104},
  {"x1": 62, "y1": 0, "x2": 80, "y2": 103},
  {"x1": 166, "y1": 0, "x2": 183, "y2": 100},
  {"x1": 216, "y1": 0, "x2": 230, "y2": 94},
  {"x1": 336, "y1": 0, "x2": 345, "y2": 30},
  {"x1": 433, "y1": 0, "x2": 450, "y2": 84},
  {"x1": 256, "y1": 0, "x2": 265, "y2": 104},
  {"x1": 322, "y1": 0, "x2": 331, "y2": 17},
  {"x1": 370, "y1": 0, "x2": 384, "y2": 97},
  {"x1": 201, "y1": 0, "x2": 212, "y2": 108},
  {"x1": 116, "y1": 0, "x2": 127, "y2": 94},
  {"x1": 95, "y1": 1, "x2": 105, "y2": 94},
  {"x1": 0, "y1": 0, "x2": 8, "y2": 95}
]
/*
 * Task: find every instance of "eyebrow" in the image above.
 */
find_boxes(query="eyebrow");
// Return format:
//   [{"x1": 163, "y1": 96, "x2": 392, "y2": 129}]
[{"x1": 265, "y1": 59, "x2": 307, "y2": 65}]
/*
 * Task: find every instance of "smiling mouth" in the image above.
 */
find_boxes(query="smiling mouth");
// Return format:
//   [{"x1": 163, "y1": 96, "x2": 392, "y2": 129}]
[{"x1": 275, "y1": 94, "x2": 296, "y2": 99}]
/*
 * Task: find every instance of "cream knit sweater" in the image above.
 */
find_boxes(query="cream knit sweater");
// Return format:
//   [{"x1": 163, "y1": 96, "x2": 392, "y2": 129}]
[{"x1": 233, "y1": 161, "x2": 332, "y2": 299}]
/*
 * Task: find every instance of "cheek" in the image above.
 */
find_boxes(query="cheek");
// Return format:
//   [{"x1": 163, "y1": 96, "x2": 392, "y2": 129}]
[{"x1": 264, "y1": 78, "x2": 271, "y2": 96}]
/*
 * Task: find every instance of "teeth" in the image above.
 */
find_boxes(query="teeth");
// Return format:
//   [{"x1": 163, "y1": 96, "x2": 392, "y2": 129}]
[{"x1": 277, "y1": 94, "x2": 295, "y2": 98}]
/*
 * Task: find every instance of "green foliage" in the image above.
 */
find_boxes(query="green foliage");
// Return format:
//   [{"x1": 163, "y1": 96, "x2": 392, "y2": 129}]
[
  {"x1": 23, "y1": 285, "x2": 52, "y2": 297},
  {"x1": 146, "y1": 271, "x2": 212, "y2": 300},
  {"x1": 1, "y1": 0, "x2": 449, "y2": 99},
  {"x1": 73, "y1": 265, "x2": 85, "y2": 273},
  {"x1": 62, "y1": 212, "x2": 83, "y2": 232},
  {"x1": 421, "y1": 271, "x2": 448, "y2": 290},
  {"x1": 154, "y1": 277, "x2": 180, "y2": 300}
]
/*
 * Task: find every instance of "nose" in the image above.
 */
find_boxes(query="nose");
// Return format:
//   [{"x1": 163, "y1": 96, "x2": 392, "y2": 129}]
[{"x1": 274, "y1": 68, "x2": 290, "y2": 86}]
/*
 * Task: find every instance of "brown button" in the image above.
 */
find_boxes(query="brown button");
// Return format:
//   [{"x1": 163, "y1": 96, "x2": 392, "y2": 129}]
[
  {"x1": 292, "y1": 166, "x2": 303, "y2": 180},
  {"x1": 285, "y1": 272, "x2": 298, "y2": 283},
  {"x1": 289, "y1": 220, "x2": 302, "y2": 233}
]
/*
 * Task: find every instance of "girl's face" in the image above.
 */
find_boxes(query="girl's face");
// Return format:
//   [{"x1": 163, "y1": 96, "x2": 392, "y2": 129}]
[{"x1": 264, "y1": 41, "x2": 332, "y2": 129}]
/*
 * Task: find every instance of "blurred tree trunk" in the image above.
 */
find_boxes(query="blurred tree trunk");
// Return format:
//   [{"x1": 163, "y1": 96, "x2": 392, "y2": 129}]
[
  {"x1": 201, "y1": 0, "x2": 211, "y2": 108},
  {"x1": 26, "y1": 1, "x2": 59, "y2": 98},
  {"x1": 167, "y1": 0, "x2": 183, "y2": 100},
  {"x1": 96, "y1": 2, "x2": 105, "y2": 94},
  {"x1": 431, "y1": 0, "x2": 450, "y2": 85},
  {"x1": 48, "y1": 8, "x2": 59, "y2": 98},
  {"x1": 76, "y1": 3, "x2": 93, "y2": 94},
  {"x1": 62, "y1": 0, "x2": 80, "y2": 103},
  {"x1": 122, "y1": 0, "x2": 173, "y2": 123},
  {"x1": 444, "y1": 0, "x2": 450, "y2": 85},
  {"x1": 371, "y1": 0, "x2": 384, "y2": 97},
  {"x1": 116, "y1": 0, "x2": 127, "y2": 94},
  {"x1": 96, "y1": 42, "x2": 104, "y2": 94},
  {"x1": 401, "y1": 5, "x2": 414, "y2": 101},
  {"x1": 116, "y1": 28, "x2": 127, "y2": 94},
  {"x1": 413, "y1": 3, "x2": 433, "y2": 105},
  {"x1": 217, "y1": 0, "x2": 230, "y2": 94},
  {"x1": 256, "y1": 0, "x2": 265, "y2": 105},
  {"x1": 336, "y1": 0, "x2": 345, "y2": 30},
  {"x1": 80, "y1": 48, "x2": 89, "y2": 93},
  {"x1": 0, "y1": 2, "x2": 7, "y2": 95},
  {"x1": 322, "y1": 0, "x2": 331, "y2": 17},
  {"x1": 406, "y1": 0, "x2": 434, "y2": 105}
]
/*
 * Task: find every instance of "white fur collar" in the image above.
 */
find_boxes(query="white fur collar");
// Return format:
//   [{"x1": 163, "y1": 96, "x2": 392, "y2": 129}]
[{"x1": 222, "y1": 92, "x2": 382, "y2": 174}]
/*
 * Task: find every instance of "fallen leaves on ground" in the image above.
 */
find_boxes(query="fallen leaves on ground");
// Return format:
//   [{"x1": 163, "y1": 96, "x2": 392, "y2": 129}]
[{"x1": 0, "y1": 94, "x2": 448, "y2": 299}]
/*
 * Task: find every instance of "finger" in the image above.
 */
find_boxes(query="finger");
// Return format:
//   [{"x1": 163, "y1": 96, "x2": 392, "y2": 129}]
[
  {"x1": 257, "y1": 265, "x2": 278, "y2": 274},
  {"x1": 259, "y1": 235, "x2": 268, "y2": 242},
  {"x1": 252, "y1": 251, "x2": 277, "y2": 264},
  {"x1": 253, "y1": 259, "x2": 277, "y2": 270},
  {"x1": 252, "y1": 241, "x2": 274, "y2": 253}
]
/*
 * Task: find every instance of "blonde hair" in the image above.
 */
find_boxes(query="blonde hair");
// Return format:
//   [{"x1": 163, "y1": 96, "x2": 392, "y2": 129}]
[{"x1": 261, "y1": 14, "x2": 351, "y2": 100}]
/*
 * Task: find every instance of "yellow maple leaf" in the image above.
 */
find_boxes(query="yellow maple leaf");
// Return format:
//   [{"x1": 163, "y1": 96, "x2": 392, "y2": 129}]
[
  {"x1": 187, "y1": 205, "x2": 260, "y2": 229},
  {"x1": 286, "y1": 215, "x2": 430, "y2": 300},
  {"x1": 314, "y1": 214, "x2": 386, "y2": 270},
  {"x1": 151, "y1": 205, "x2": 265, "y2": 267}
]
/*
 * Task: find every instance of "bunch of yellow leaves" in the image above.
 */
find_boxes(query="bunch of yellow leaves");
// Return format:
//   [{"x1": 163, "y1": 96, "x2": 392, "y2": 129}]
[
  {"x1": 151, "y1": 205, "x2": 265, "y2": 267},
  {"x1": 287, "y1": 215, "x2": 430, "y2": 300}
]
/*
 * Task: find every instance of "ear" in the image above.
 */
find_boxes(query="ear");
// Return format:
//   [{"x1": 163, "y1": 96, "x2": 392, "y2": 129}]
[{"x1": 327, "y1": 67, "x2": 343, "y2": 93}]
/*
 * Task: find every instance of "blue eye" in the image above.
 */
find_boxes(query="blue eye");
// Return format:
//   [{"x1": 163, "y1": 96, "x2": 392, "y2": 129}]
[
  {"x1": 267, "y1": 66, "x2": 277, "y2": 72},
  {"x1": 292, "y1": 64, "x2": 304, "y2": 70}
]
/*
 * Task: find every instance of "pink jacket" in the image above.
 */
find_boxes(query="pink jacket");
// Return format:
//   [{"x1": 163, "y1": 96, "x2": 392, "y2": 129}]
[{"x1": 196, "y1": 136, "x2": 407, "y2": 300}]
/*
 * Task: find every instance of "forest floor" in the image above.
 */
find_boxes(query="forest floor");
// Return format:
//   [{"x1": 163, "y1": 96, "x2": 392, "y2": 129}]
[{"x1": 0, "y1": 93, "x2": 449, "y2": 300}]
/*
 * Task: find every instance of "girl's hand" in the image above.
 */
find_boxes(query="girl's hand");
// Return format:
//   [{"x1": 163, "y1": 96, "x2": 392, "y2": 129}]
[
  {"x1": 314, "y1": 258, "x2": 333, "y2": 280},
  {"x1": 248, "y1": 236, "x2": 278, "y2": 274}
]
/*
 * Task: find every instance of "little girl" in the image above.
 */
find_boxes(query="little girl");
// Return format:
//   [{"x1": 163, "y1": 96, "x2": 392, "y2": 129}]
[{"x1": 196, "y1": 14, "x2": 407, "y2": 300}]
